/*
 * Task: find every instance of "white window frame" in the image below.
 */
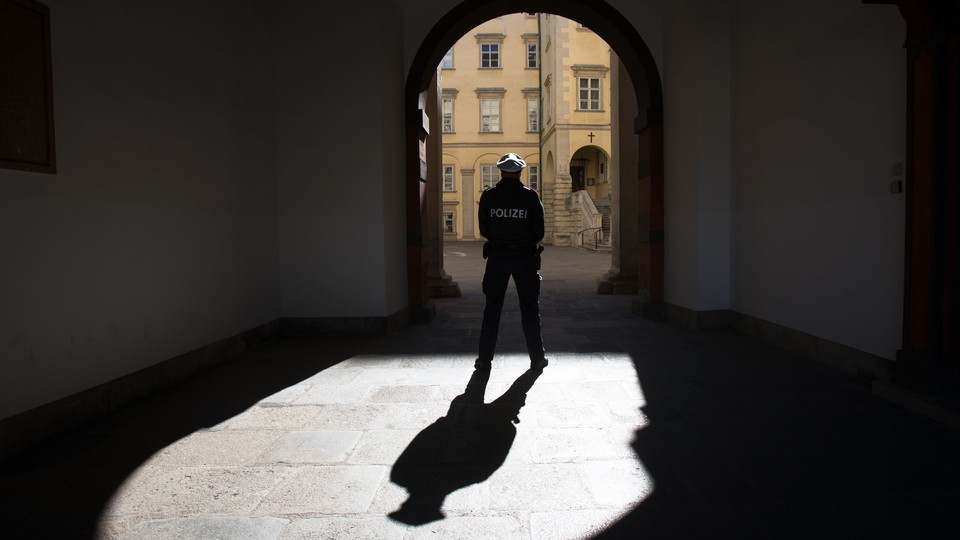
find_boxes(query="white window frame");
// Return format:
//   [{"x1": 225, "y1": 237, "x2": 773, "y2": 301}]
[
  {"x1": 441, "y1": 97, "x2": 455, "y2": 133},
  {"x1": 480, "y1": 42, "x2": 500, "y2": 68},
  {"x1": 526, "y1": 97, "x2": 539, "y2": 132},
  {"x1": 571, "y1": 65, "x2": 608, "y2": 112},
  {"x1": 481, "y1": 164, "x2": 498, "y2": 190},
  {"x1": 442, "y1": 164, "x2": 455, "y2": 192},
  {"x1": 441, "y1": 48, "x2": 454, "y2": 69},
  {"x1": 479, "y1": 98, "x2": 501, "y2": 132},
  {"x1": 578, "y1": 77, "x2": 602, "y2": 111},
  {"x1": 442, "y1": 211, "x2": 456, "y2": 233},
  {"x1": 526, "y1": 42, "x2": 538, "y2": 68},
  {"x1": 528, "y1": 164, "x2": 540, "y2": 191}
]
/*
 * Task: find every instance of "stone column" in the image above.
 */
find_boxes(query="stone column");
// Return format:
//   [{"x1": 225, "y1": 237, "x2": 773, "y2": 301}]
[
  {"x1": 890, "y1": 0, "x2": 959, "y2": 393},
  {"x1": 425, "y1": 71, "x2": 461, "y2": 298},
  {"x1": 407, "y1": 87, "x2": 433, "y2": 322},
  {"x1": 598, "y1": 56, "x2": 640, "y2": 294},
  {"x1": 461, "y1": 169, "x2": 477, "y2": 239}
]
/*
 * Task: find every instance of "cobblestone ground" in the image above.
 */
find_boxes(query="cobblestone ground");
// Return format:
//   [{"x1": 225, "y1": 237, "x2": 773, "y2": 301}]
[{"x1": 2, "y1": 242, "x2": 959, "y2": 539}]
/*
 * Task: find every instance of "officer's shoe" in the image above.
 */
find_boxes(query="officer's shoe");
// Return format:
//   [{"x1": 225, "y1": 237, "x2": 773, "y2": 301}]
[
  {"x1": 475, "y1": 358, "x2": 492, "y2": 370},
  {"x1": 531, "y1": 357, "x2": 549, "y2": 370}
]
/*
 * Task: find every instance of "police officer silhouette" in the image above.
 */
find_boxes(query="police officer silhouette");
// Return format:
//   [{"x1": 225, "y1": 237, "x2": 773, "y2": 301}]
[{"x1": 476, "y1": 153, "x2": 548, "y2": 371}]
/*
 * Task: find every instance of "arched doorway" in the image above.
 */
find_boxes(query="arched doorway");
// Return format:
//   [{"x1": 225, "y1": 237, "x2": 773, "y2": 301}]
[
  {"x1": 406, "y1": 0, "x2": 664, "y2": 318},
  {"x1": 569, "y1": 145, "x2": 610, "y2": 195}
]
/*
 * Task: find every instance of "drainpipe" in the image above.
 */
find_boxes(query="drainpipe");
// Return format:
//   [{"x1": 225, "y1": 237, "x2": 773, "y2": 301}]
[{"x1": 537, "y1": 13, "x2": 543, "y2": 175}]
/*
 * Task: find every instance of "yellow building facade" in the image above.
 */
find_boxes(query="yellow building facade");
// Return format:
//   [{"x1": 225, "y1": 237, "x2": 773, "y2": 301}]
[{"x1": 440, "y1": 13, "x2": 613, "y2": 246}]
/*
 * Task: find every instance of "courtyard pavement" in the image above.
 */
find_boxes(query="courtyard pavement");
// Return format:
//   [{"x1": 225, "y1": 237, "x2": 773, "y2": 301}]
[{"x1": 2, "y1": 241, "x2": 959, "y2": 539}]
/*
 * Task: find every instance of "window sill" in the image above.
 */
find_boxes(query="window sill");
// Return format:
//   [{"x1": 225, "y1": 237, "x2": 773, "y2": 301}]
[
  {"x1": 575, "y1": 109, "x2": 606, "y2": 113},
  {"x1": 479, "y1": 131, "x2": 504, "y2": 134}
]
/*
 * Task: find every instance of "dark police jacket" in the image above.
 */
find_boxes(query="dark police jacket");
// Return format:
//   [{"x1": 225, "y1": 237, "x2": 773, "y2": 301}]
[{"x1": 478, "y1": 176, "x2": 545, "y2": 260}]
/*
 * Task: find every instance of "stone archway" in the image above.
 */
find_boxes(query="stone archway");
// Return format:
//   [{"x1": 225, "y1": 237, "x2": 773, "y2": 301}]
[{"x1": 405, "y1": 0, "x2": 664, "y2": 319}]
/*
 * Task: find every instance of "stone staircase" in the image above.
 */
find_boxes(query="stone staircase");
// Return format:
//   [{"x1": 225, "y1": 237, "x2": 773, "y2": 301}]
[{"x1": 584, "y1": 197, "x2": 612, "y2": 252}]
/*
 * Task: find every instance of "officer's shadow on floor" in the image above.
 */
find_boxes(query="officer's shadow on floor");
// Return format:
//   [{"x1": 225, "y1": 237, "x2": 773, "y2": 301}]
[{"x1": 388, "y1": 366, "x2": 543, "y2": 525}]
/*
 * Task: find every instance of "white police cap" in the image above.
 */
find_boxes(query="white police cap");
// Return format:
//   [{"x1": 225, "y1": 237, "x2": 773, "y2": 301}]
[{"x1": 496, "y1": 153, "x2": 526, "y2": 173}]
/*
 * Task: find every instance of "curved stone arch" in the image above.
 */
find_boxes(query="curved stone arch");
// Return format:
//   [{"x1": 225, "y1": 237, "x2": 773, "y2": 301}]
[
  {"x1": 406, "y1": 0, "x2": 665, "y2": 316},
  {"x1": 570, "y1": 144, "x2": 611, "y2": 163},
  {"x1": 407, "y1": 1, "x2": 662, "y2": 113},
  {"x1": 470, "y1": 152, "x2": 504, "y2": 171},
  {"x1": 544, "y1": 150, "x2": 555, "y2": 177},
  {"x1": 440, "y1": 152, "x2": 463, "y2": 187}
]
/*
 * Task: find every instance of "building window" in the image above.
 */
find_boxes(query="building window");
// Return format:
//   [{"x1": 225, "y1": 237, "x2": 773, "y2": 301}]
[
  {"x1": 442, "y1": 98, "x2": 454, "y2": 133},
  {"x1": 481, "y1": 164, "x2": 498, "y2": 190},
  {"x1": 480, "y1": 42, "x2": 500, "y2": 68},
  {"x1": 526, "y1": 43, "x2": 538, "y2": 68},
  {"x1": 480, "y1": 98, "x2": 501, "y2": 132},
  {"x1": 442, "y1": 211, "x2": 455, "y2": 233},
  {"x1": 529, "y1": 165, "x2": 540, "y2": 191},
  {"x1": 527, "y1": 98, "x2": 539, "y2": 132},
  {"x1": 578, "y1": 77, "x2": 601, "y2": 110},
  {"x1": 443, "y1": 164, "x2": 455, "y2": 191},
  {"x1": 441, "y1": 48, "x2": 454, "y2": 69}
]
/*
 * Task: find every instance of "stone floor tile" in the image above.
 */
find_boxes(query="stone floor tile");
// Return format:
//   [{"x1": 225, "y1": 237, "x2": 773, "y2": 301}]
[
  {"x1": 405, "y1": 515, "x2": 524, "y2": 539},
  {"x1": 118, "y1": 516, "x2": 288, "y2": 540},
  {"x1": 225, "y1": 404, "x2": 324, "y2": 431},
  {"x1": 104, "y1": 466, "x2": 289, "y2": 518},
  {"x1": 487, "y1": 463, "x2": 595, "y2": 511},
  {"x1": 516, "y1": 428, "x2": 635, "y2": 463},
  {"x1": 533, "y1": 401, "x2": 615, "y2": 429},
  {"x1": 257, "y1": 430, "x2": 363, "y2": 464},
  {"x1": 305, "y1": 402, "x2": 449, "y2": 431},
  {"x1": 556, "y1": 381, "x2": 632, "y2": 402},
  {"x1": 282, "y1": 517, "x2": 407, "y2": 540},
  {"x1": 336, "y1": 355, "x2": 403, "y2": 369},
  {"x1": 300, "y1": 366, "x2": 364, "y2": 386},
  {"x1": 148, "y1": 430, "x2": 282, "y2": 467},
  {"x1": 529, "y1": 508, "x2": 630, "y2": 540},
  {"x1": 348, "y1": 430, "x2": 421, "y2": 465},
  {"x1": 293, "y1": 382, "x2": 374, "y2": 405},
  {"x1": 368, "y1": 384, "x2": 444, "y2": 403},
  {"x1": 254, "y1": 465, "x2": 387, "y2": 515},
  {"x1": 369, "y1": 467, "x2": 489, "y2": 519},
  {"x1": 260, "y1": 384, "x2": 311, "y2": 405},
  {"x1": 580, "y1": 458, "x2": 655, "y2": 507}
]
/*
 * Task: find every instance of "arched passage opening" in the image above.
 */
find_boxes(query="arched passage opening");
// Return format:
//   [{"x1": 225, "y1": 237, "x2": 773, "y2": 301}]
[
  {"x1": 570, "y1": 145, "x2": 610, "y2": 195},
  {"x1": 406, "y1": 0, "x2": 663, "y2": 320}
]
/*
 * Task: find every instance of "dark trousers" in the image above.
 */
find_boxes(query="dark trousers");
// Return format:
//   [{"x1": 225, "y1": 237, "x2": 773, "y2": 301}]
[{"x1": 477, "y1": 255, "x2": 545, "y2": 362}]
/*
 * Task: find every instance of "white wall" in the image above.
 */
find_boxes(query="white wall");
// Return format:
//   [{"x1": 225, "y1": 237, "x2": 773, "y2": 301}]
[
  {"x1": 730, "y1": 0, "x2": 905, "y2": 359},
  {"x1": 0, "y1": 0, "x2": 279, "y2": 419},
  {"x1": 663, "y1": 0, "x2": 733, "y2": 311},
  {"x1": 276, "y1": 0, "x2": 408, "y2": 317}
]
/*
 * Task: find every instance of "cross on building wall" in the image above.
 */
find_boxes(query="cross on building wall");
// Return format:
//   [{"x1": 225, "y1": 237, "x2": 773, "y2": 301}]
[{"x1": 588, "y1": 132, "x2": 595, "y2": 142}]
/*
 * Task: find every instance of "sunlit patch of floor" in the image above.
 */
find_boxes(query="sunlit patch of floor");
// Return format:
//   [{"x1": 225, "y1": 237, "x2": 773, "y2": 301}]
[{"x1": 99, "y1": 353, "x2": 653, "y2": 539}]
